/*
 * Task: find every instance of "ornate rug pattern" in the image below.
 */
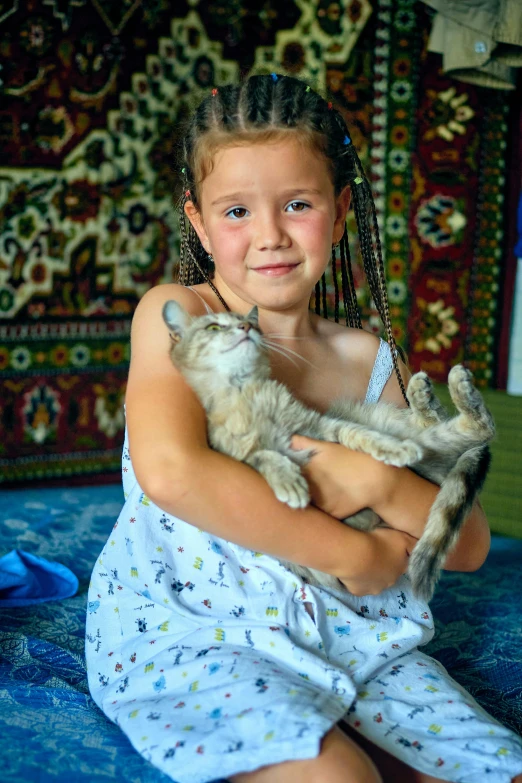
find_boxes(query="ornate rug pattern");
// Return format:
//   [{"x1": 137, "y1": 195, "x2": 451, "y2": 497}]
[{"x1": 0, "y1": 0, "x2": 515, "y2": 484}]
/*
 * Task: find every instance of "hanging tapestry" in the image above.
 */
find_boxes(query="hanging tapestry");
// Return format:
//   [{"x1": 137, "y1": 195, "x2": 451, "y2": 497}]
[{"x1": 0, "y1": 0, "x2": 514, "y2": 485}]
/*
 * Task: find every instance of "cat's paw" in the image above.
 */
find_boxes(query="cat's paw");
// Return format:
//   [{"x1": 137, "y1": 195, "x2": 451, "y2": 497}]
[
  {"x1": 369, "y1": 437, "x2": 423, "y2": 467},
  {"x1": 448, "y1": 365, "x2": 495, "y2": 438},
  {"x1": 407, "y1": 372, "x2": 444, "y2": 428},
  {"x1": 271, "y1": 470, "x2": 310, "y2": 509},
  {"x1": 408, "y1": 372, "x2": 433, "y2": 411},
  {"x1": 448, "y1": 364, "x2": 474, "y2": 399}
]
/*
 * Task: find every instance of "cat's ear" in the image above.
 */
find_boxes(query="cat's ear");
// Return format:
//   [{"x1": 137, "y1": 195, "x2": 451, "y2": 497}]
[
  {"x1": 162, "y1": 300, "x2": 191, "y2": 344},
  {"x1": 247, "y1": 305, "x2": 259, "y2": 325}
]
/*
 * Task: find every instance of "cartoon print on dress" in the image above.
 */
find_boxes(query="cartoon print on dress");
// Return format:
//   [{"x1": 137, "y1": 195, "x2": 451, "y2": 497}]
[
  {"x1": 209, "y1": 561, "x2": 229, "y2": 587},
  {"x1": 152, "y1": 561, "x2": 165, "y2": 582},
  {"x1": 171, "y1": 578, "x2": 195, "y2": 594},
  {"x1": 159, "y1": 514, "x2": 175, "y2": 533},
  {"x1": 153, "y1": 674, "x2": 166, "y2": 693}
]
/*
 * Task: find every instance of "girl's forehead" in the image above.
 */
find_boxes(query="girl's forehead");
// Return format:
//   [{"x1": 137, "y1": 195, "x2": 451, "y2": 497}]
[{"x1": 201, "y1": 137, "x2": 332, "y2": 194}]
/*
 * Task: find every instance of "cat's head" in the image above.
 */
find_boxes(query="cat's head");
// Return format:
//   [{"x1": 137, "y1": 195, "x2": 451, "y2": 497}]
[{"x1": 162, "y1": 300, "x2": 270, "y2": 391}]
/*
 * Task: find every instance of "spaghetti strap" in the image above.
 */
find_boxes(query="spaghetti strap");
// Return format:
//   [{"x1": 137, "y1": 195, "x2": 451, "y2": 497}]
[
  {"x1": 365, "y1": 338, "x2": 394, "y2": 403},
  {"x1": 186, "y1": 285, "x2": 214, "y2": 314}
]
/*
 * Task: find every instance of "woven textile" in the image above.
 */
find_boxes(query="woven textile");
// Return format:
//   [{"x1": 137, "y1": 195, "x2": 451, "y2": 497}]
[
  {"x1": 0, "y1": 484, "x2": 521, "y2": 781},
  {"x1": 0, "y1": 0, "x2": 516, "y2": 484}
]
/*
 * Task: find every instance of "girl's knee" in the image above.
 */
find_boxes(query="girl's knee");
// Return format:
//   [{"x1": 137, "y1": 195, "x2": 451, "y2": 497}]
[
  {"x1": 229, "y1": 725, "x2": 382, "y2": 783},
  {"x1": 315, "y1": 725, "x2": 383, "y2": 783}
]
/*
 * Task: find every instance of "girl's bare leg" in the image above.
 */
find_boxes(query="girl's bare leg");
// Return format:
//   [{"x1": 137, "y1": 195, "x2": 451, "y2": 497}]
[
  {"x1": 229, "y1": 724, "x2": 382, "y2": 783},
  {"x1": 340, "y1": 722, "x2": 522, "y2": 783}
]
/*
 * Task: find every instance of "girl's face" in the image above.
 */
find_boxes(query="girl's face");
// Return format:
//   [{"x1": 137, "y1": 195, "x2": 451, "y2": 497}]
[{"x1": 185, "y1": 136, "x2": 350, "y2": 313}]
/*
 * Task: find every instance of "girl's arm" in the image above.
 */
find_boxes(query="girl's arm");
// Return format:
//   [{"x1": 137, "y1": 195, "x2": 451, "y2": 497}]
[
  {"x1": 125, "y1": 284, "x2": 415, "y2": 595},
  {"x1": 291, "y1": 436, "x2": 490, "y2": 572}
]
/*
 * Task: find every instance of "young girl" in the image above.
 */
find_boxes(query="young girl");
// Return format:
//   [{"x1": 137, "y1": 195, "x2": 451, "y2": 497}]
[{"x1": 86, "y1": 74, "x2": 522, "y2": 783}]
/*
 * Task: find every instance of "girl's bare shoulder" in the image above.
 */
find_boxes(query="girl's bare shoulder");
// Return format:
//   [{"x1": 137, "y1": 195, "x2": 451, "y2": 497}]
[
  {"x1": 133, "y1": 282, "x2": 209, "y2": 322},
  {"x1": 316, "y1": 316, "x2": 410, "y2": 407},
  {"x1": 315, "y1": 314, "x2": 382, "y2": 365}
]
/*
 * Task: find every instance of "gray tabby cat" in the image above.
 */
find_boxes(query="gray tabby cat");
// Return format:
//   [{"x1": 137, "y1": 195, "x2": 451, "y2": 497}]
[{"x1": 162, "y1": 301, "x2": 495, "y2": 601}]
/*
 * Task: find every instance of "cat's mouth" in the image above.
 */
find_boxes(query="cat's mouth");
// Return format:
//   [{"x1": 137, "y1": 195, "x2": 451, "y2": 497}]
[{"x1": 222, "y1": 334, "x2": 256, "y2": 353}]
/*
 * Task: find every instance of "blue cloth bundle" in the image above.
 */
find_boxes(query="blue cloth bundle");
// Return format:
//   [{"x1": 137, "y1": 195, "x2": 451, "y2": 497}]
[{"x1": 0, "y1": 548, "x2": 78, "y2": 607}]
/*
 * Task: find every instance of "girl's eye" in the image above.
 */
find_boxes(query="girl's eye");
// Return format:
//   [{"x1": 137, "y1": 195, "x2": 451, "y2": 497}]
[
  {"x1": 226, "y1": 207, "x2": 248, "y2": 220},
  {"x1": 286, "y1": 201, "x2": 308, "y2": 212},
  {"x1": 206, "y1": 323, "x2": 222, "y2": 331}
]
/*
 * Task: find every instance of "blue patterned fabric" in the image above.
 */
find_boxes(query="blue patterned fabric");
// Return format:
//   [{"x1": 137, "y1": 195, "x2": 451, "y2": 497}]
[{"x1": 0, "y1": 484, "x2": 520, "y2": 782}]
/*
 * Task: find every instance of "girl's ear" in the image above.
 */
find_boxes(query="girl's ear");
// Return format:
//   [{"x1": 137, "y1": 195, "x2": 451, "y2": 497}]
[
  {"x1": 332, "y1": 185, "x2": 351, "y2": 245},
  {"x1": 184, "y1": 200, "x2": 211, "y2": 254},
  {"x1": 162, "y1": 300, "x2": 192, "y2": 344}
]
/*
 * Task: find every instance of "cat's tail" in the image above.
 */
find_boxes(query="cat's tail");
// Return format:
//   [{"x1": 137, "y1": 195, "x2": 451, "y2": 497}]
[{"x1": 408, "y1": 444, "x2": 491, "y2": 601}]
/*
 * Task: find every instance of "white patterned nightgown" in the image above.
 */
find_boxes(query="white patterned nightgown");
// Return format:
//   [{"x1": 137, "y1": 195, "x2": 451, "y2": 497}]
[{"x1": 86, "y1": 337, "x2": 522, "y2": 783}]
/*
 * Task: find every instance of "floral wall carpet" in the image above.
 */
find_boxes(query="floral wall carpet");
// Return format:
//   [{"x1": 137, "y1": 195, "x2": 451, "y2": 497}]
[{"x1": 0, "y1": 0, "x2": 516, "y2": 484}]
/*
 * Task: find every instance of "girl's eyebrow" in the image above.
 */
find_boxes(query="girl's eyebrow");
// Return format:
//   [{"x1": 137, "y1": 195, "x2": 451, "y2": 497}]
[{"x1": 211, "y1": 188, "x2": 323, "y2": 207}]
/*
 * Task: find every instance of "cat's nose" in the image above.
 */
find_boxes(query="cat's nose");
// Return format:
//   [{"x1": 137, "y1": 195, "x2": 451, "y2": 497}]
[{"x1": 238, "y1": 322, "x2": 252, "y2": 332}]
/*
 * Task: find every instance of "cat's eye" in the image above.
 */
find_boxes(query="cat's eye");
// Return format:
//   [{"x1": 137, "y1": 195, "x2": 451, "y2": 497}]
[{"x1": 205, "y1": 323, "x2": 222, "y2": 331}]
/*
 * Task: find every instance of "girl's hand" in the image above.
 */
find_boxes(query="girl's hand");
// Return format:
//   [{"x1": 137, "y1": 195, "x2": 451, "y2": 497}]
[
  {"x1": 338, "y1": 526, "x2": 418, "y2": 596},
  {"x1": 291, "y1": 434, "x2": 394, "y2": 520}
]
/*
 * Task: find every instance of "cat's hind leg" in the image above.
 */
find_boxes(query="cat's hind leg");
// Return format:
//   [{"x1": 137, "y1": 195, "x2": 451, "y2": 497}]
[
  {"x1": 248, "y1": 450, "x2": 310, "y2": 509},
  {"x1": 448, "y1": 365, "x2": 495, "y2": 440},
  {"x1": 407, "y1": 372, "x2": 446, "y2": 428}
]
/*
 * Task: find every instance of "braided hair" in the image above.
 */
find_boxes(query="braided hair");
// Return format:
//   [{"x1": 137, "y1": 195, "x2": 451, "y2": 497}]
[{"x1": 177, "y1": 74, "x2": 408, "y2": 402}]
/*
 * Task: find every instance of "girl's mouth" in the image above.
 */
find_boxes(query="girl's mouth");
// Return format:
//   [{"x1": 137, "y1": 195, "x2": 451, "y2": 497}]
[{"x1": 253, "y1": 263, "x2": 299, "y2": 277}]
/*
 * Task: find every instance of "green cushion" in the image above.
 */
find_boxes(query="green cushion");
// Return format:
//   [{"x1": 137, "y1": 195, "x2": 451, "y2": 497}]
[{"x1": 433, "y1": 384, "x2": 522, "y2": 539}]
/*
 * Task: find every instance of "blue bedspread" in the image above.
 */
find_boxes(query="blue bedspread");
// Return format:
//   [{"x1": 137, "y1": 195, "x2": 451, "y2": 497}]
[{"x1": 0, "y1": 484, "x2": 521, "y2": 781}]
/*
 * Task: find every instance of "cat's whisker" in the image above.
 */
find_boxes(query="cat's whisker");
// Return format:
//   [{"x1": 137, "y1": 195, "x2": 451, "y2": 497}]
[
  {"x1": 262, "y1": 339, "x2": 318, "y2": 369},
  {"x1": 261, "y1": 341, "x2": 300, "y2": 368},
  {"x1": 264, "y1": 334, "x2": 310, "y2": 341}
]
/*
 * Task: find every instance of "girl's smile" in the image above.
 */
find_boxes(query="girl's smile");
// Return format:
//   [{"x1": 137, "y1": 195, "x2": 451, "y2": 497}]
[{"x1": 253, "y1": 262, "x2": 300, "y2": 276}]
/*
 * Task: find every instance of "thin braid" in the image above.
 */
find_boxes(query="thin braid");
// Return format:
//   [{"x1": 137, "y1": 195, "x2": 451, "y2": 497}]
[
  {"x1": 339, "y1": 231, "x2": 359, "y2": 328},
  {"x1": 314, "y1": 281, "x2": 321, "y2": 315},
  {"x1": 331, "y1": 244, "x2": 340, "y2": 323},
  {"x1": 352, "y1": 177, "x2": 408, "y2": 404},
  {"x1": 341, "y1": 232, "x2": 362, "y2": 329},
  {"x1": 321, "y1": 272, "x2": 327, "y2": 319}
]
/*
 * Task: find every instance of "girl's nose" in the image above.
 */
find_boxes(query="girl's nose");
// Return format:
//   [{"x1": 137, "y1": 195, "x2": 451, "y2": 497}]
[{"x1": 254, "y1": 211, "x2": 290, "y2": 251}]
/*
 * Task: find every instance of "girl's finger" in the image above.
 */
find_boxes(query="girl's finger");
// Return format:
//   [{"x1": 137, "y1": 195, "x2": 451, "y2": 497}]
[{"x1": 290, "y1": 434, "x2": 320, "y2": 450}]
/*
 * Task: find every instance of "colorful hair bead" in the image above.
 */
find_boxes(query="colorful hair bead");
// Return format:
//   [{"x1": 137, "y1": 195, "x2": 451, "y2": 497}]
[
  {"x1": 185, "y1": 189, "x2": 191, "y2": 197},
  {"x1": 353, "y1": 176, "x2": 363, "y2": 185},
  {"x1": 271, "y1": 73, "x2": 278, "y2": 82},
  {"x1": 211, "y1": 88, "x2": 218, "y2": 96},
  {"x1": 305, "y1": 85, "x2": 311, "y2": 92},
  {"x1": 181, "y1": 167, "x2": 186, "y2": 174},
  {"x1": 327, "y1": 102, "x2": 333, "y2": 109},
  {"x1": 343, "y1": 135, "x2": 351, "y2": 145}
]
